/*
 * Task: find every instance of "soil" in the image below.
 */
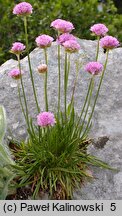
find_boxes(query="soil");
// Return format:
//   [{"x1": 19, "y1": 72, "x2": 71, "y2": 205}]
[{"x1": 6, "y1": 187, "x2": 33, "y2": 200}]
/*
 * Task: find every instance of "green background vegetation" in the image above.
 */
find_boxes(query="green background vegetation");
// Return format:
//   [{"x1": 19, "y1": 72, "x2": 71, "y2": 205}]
[{"x1": 0, "y1": 0, "x2": 122, "y2": 65}]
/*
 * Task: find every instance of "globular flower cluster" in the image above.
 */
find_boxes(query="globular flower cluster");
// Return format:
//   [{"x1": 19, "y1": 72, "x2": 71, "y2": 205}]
[
  {"x1": 100, "y1": 36, "x2": 119, "y2": 49},
  {"x1": 85, "y1": 62, "x2": 103, "y2": 75},
  {"x1": 51, "y1": 20, "x2": 80, "y2": 53},
  {"x1": 57, "y1": 33, "x2": 76, "y2": 45},
  {"x1": 37, "y1": 112, "x2": 56, "y2": 127},
  {"x1": 35, "y1": 34, "x2": 54, "y2": 49},
  {"x1": 8, "y1": 69, "x2": 24, "y2": 80},
  {"x1": 11, "y1": 42, "x2": 26, "y2": 55},
  {"x1": 51, "y1": 19, "x2": 74, "y2": 33},
  {"x1": 13, "y1": 2, "x2": 33, "y2": 16},
  {"x1": 63, "y1": 40, "x2": 80, "y2": 53},
  {"x1": 90, "y1": 23, "x2": 108, "y2": 36}
]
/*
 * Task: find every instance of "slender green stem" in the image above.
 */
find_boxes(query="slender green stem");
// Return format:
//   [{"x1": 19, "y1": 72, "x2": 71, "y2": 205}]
[
  {"x1": 81, "y1": 50, "x2": 109, "y2": 139},
  {"x1": 64, "y1": 52, "x2": 68, "y2": 120},
  {"x1": 17, "y1": 82, "x2": 26, "y2": 121},
  {"x1": 17, "y1": 55, "x2": 30, "y2": 128},
  {"x1": 70, "y1": 60, "x2": 79, "y2": 107},
  {"x1": 66, "y1": 53, "x2": 71, "y2": 88},
  {"x1": 58, "y1": 45, "x2": 61, "y2": 115},
  {"x1": 75, "y1": 77, "x2": 93, "y2": 131},
  {"x1": 44, "y1": 48, "x2": 48, "y2": 111},
  {"x1": 23, "y1": 16, "x2": 40, "y2": 113},
  {"x1": 79, "y1": 76, "x2": 94, "y2": 136},
  {"x1": 39, "y1": 127, "x2": 41, "y2": 143},
  {"x1": 96, "y1": 36, "x2": 100, "y2": 61}
]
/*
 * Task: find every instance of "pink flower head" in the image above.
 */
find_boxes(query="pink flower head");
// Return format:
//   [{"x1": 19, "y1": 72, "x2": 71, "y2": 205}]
[
  {"x1": 35, "y1": 34, "x2": 54, "y2": 48},
  {"x1": 8, "y1": 69, "x2": 24, "y2": 80},
  {"x1": 50, "y1": 19, "x2": 74, "y2": 33},
  {"x1": 100, "y1": 35, "x2": 119, "y2": 49},
  {"x1": 56, "y1": 33, "x2": 77, "y2": 45},
  {"x1": 85, "y1": 62, "x2": 103, "y2": 75},
  {"x1": 37, "y1": 112, "x2": 56, "y2": 127},
  {"x1": 13, "y1": 2, "x2": 33, "y2": 16},
  {"x1": 11, "y1": 42, "x2": 26, "y2": 55},
  {"x1": 63, "y1": 40, "x2": 80, "y2": 53},
  {"x1": 90, "y1": 23, "x2": 108, "y2": 36}
]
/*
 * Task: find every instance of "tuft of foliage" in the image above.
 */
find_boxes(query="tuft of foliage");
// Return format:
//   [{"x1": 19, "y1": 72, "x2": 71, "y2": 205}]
[
  {"x1": 0, "y1": 0, "x2": 122, "y2": 65},
  {"x1": 12, "y1": 110, "x2": 112, "y2": 199},
  {"x1": 0, "y1": 106, "x2": 15, "y2": 200}
]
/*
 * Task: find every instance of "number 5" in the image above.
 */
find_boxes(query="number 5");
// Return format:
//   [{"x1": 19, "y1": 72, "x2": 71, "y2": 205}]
[{"x1": 110, "y1": 203, "x2": 116, "y2": 211}]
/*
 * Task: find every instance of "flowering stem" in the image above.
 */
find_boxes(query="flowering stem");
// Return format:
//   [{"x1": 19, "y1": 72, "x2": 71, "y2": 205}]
[
  {"x1": 17, "y1": 82, "x2": 26, "y2": 121},
  {"x1": 58, "y1": 44, "x2": 61, "y2": 115},
  {"x1": 79, "y1": 76, "x2": 94, "y2": 136},
  {"x1": 44, "y1": 48, "x2": 48, "y2": 111},
  {"x1": 96, "y1": 36, "x2": 100, "y2": 61},
  {"x1": 70, "y1": 60, "x2": 79, "y2": 107},
  {"x1": 23, "y1": 16, "x2": 40, "y2": 113},
  {"x1": 66, "y1": 53, "x2": 71, "y2": 88},
  {"x1": 64, "y1": 52, "x2": 68, "y2": 120},
  {"x1": 17, "y1": 55, "x2": 30, "y2": 128},
  {"x1": 75, "y1": 77, "x2": 93, "y2": 132},
  {"x1": 81, "y1": 50, "x2": 109, "y2": 139}
]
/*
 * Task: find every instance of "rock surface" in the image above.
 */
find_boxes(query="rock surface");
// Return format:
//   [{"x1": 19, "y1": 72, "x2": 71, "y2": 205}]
[{"x1": 0, "y1": 39, "x2": 122, "y2": 199}]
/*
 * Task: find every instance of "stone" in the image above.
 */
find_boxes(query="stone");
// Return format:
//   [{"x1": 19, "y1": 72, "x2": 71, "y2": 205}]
[{"x1": 0, "y1": 39, "x2": 122, "y2": 199}]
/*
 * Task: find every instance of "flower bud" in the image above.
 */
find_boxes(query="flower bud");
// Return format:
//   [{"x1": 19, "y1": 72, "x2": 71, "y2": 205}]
[{"x1": 37, "y1": 64, "x2": 47, "y2": 74}]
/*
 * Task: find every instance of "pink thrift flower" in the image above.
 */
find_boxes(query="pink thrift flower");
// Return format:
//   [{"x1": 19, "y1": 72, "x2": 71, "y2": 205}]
[
  {"x1": 57, "y1": 33, "x2": 77, "y2": 45},
  {"x1": 37, "y1": 112, "x2": 56, "y2": 127},
  {"x1": 63, "y1": 40, "x2": 80, "y2": 53},
  {"x1": 35, "y1": 34, "x2": 54, "y2": 48},
  {"x1": 13, "y1": 2, "x2": 33, "y2": 16},
  {"x1": 100, "y1": 36, "x2": 119, "y2": 49},
  {"x1": 51, "y1": 19, "x2": 74, "y2": 33},
  {"x1": 8, "y1": 69, "x2": 24, "y2": 80},
  {"x1": 85, "y1": 62, "x2": 103, "y2": 75},
  {"x1": 11, "y1": 42, "x2": 26, "y2": 55},
  {"x1": 90, "y1": 23, "x2": 108, "y2": 36}
]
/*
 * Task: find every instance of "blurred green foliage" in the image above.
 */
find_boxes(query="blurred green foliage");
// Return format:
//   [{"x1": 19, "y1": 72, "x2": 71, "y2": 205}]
[
  {"x1": 0, "y1": 0, "x2": 122, "y2": 65},
  {"x1": 0, "y1": 106, "x2": 14, "y2": 200}
]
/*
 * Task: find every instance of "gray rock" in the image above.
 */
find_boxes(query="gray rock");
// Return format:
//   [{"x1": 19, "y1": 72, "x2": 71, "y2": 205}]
[{"x1": 0, "y1": 39, "x2": 122, "y2": 199}]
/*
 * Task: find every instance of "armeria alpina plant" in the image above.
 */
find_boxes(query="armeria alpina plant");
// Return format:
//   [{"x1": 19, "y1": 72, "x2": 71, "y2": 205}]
[{"x1": 5, "y1": 2, "x2": 119, "y2": 199}]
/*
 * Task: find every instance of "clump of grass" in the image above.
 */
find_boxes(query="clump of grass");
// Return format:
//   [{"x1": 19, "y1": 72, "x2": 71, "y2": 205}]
[{"x1": 11, "y1": 110, "x2": 112, "y2": 199}]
